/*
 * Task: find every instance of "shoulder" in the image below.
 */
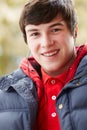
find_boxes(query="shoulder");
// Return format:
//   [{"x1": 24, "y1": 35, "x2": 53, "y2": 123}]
[
  {"x1": 76, "y1": 55, "x2": 87, "y2": 73},
  {"x1": 0, "y1": 68, "x2": 30, "y2": 85},
  {"x1": 0, "y1": 68, "x2": 37, "y2": 102}
]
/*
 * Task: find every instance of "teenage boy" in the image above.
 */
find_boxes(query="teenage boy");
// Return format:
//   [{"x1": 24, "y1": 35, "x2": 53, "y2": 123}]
[{"x1": 0, "y1": 0, "x2": 87, "y2": 130}]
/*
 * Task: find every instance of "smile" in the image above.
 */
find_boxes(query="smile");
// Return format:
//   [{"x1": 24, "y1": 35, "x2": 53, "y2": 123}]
[{"x1": 42, "y1": 50, "x2": 59, "y2": 57}]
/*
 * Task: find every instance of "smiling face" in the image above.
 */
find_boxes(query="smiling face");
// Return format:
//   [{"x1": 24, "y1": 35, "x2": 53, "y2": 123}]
[{"x1": 25, "y1": 15, "x2": 77, "y2": 76}]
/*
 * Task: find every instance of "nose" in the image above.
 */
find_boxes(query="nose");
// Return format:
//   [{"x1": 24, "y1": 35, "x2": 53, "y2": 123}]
[{"x1": 40, "y1": 33, "x2": 54, "y2": 48}]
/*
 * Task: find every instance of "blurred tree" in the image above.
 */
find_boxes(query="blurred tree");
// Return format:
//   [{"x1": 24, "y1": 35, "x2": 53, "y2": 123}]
[{"x1": 0, "y1": 0, "x2": 28, "y2": 76}]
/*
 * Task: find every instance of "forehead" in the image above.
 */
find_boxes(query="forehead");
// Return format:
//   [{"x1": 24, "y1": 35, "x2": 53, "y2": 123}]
[{"x1": 25, "y1": 15, "x2": 66, "y2": 31}]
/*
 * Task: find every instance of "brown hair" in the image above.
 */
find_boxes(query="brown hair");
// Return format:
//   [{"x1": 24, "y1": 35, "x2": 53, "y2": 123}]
[{"x1": 19, "y1": 0, "x2": 77, "y2": 43}]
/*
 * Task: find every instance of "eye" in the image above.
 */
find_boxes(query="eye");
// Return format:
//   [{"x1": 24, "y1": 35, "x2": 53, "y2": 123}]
[
  {"x1": 52, "y1": 28, "x2": 61, "y2": 33},
  {"x1": 31, "y1": 32, "x2": 40, "y2": 37}
]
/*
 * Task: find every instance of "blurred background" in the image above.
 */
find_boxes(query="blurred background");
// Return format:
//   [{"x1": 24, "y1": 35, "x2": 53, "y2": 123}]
[{"x1": 0, "y1": 0, "x2": 87, "y2": 76}]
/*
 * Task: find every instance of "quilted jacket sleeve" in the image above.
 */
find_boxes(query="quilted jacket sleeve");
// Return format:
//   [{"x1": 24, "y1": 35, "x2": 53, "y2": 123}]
[{"x1": 0, "y1": 68, "x2": 38, "y2": 130}]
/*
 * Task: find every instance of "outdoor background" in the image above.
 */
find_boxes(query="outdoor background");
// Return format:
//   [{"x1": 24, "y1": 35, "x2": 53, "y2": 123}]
[{"x1": 0, "y1": 0, "x2": 87, "y2": 76}]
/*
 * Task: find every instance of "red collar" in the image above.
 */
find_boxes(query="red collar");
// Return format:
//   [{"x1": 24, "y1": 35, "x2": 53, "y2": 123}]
[{"x1": 41, "y1": 67, "x2": 69, "y2": 85}]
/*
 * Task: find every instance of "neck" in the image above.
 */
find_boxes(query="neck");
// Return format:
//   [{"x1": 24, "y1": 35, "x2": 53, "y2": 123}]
[
  {"x1": 48, "y1": 48, "x2": 77, "y2": 77},
  {"x1": 57, "y1": 48, "x2": 77, "y2": 75}
]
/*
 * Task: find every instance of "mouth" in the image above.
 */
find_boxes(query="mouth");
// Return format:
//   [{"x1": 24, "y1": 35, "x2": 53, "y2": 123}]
[{"x1": 42, "y1": 50, "x2": 59, "y2": 57}]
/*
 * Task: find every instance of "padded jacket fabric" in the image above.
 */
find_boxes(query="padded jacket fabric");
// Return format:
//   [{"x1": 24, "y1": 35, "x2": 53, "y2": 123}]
[
  {"x1": 0, "y1": 68, "x2": 38, "y2": 130},
  {"x1": 56, "y1": 55, "x2": 87, "y2": 130},
  {"x1": 1, "y1": 55, "x2": 87, "y2": 130}
]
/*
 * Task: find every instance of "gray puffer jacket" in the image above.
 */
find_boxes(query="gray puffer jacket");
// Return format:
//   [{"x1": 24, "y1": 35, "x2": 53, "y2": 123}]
[
  {"x1": 56, "y1": 55, "x2": 87, "y2": 130},
  {"x1": 0, "y1": 68, "x2": 38, "y2": 130}
]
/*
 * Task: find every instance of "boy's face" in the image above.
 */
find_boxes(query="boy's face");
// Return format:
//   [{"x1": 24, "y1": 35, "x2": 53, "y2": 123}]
[{"x1": 25, "y1": 15, "x2": 77, "y2": 76}]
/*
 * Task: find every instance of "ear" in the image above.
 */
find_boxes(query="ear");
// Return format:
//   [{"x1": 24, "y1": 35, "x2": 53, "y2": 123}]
[{"x1": 74, "y1": 26, "x2": 78, "y2": 38}]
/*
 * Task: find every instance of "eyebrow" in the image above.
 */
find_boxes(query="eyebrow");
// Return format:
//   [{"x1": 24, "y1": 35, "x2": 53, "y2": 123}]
[
  {"x1": 49, "y1": 22, "x2": 65, "y2": 28},
  {"x1": 26, "y1": 28, "x2": 38, "y2": 32}
]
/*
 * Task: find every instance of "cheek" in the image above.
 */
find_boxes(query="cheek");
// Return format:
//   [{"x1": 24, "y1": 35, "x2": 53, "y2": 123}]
[
  {"x1": 27, "y1": 43, "x2": 33, "y2": 53},
  {"x1": 28, "y1": 42, "x2": 38, "y2": 55},
  {"x1": 56, "y1": 34, "x2": 67, "y2": 44}
]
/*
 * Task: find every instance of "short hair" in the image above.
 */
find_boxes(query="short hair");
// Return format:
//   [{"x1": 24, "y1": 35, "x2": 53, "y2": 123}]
[{"x1": 19, "y1": 0, "x2": 77, "y2": 43}]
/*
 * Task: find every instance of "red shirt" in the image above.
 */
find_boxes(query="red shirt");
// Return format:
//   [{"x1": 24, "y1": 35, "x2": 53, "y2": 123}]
[{"x1": 35, "y1": 69, "x2": 70, "y2": 130}]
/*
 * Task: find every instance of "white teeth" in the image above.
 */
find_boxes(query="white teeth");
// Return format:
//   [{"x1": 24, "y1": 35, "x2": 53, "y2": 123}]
[{"x1": 43, "y1": 50, "x2": 58, "y2": 57}]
